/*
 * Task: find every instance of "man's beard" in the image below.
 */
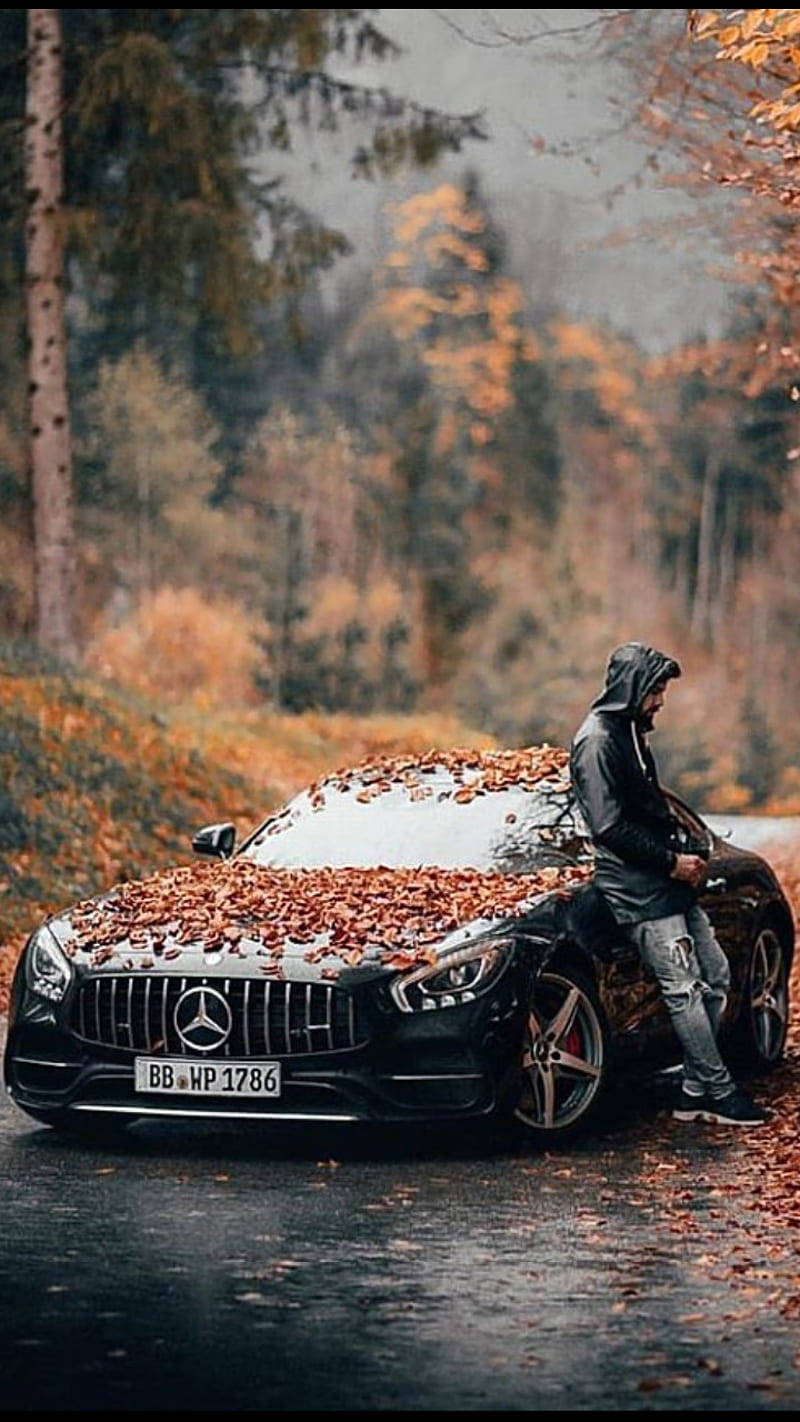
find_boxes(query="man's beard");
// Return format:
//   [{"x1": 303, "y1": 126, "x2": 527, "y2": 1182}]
[{"x1": 638, "y1": 710, "x2": 655, "y2": 733}]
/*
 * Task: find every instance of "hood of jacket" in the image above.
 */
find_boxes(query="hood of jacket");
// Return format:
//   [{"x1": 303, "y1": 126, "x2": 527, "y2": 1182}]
[{"x1": 591, "y1": 642, "x2": 681, "y2": 718}]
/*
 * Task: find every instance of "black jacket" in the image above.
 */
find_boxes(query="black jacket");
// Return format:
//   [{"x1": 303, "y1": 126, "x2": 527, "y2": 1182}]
[{"x1": 570, "y1": 643, "x2": 702, "y2": 926}]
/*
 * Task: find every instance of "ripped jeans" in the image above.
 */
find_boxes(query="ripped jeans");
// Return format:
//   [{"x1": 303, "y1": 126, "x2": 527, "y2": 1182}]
[{"x1": 627, "y1": 906, "x2": 734, "y2": 1100}]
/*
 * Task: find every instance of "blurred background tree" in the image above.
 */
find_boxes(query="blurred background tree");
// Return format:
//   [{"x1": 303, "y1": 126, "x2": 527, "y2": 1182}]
[
  {"x1": 4, "y1": 9, "x2": 800, "y2": 811},
  {"x1": 1, "y1": 7, "x2": 485, "y2": 655}
]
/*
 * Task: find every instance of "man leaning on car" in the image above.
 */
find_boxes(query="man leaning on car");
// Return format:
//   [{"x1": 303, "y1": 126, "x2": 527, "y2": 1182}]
[{"x1": 570, "y1": 641, "x2": 767, "y2": 1127}]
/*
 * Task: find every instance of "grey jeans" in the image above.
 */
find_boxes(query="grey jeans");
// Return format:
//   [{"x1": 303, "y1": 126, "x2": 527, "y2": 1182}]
[{"x1": 627, "y1": 905, "x2": 734, "y2": 1100}]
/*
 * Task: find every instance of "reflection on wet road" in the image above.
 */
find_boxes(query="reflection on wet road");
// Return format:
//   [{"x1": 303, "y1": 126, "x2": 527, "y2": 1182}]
[{"x1": 1, "y1": 1086, "x2": 798, "y2": 1412}]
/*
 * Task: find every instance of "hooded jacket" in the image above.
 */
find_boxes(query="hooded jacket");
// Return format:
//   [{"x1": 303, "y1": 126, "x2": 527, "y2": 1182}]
[{"x1": 570, "y1": 642, "x2": 700, "y2": 925}]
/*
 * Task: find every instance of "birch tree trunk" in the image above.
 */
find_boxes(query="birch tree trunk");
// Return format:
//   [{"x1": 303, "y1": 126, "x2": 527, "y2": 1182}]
[{"x1": 25, "y1": 8, "x2": 76, "y2": 660}]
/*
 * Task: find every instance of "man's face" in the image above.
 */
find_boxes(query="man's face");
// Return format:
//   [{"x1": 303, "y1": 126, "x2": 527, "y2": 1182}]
[{"x1": 639, "y1": 679, "x2": 668, "y2": 727}]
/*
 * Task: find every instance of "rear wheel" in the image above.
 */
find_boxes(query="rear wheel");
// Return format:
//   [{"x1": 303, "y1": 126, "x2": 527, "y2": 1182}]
[
  {"x1": 513, "y1": 964, "x2": 610, "y2": 1137},
  {"x1": 732, "y1": 925, "x2": 789, "y2": 1070}
]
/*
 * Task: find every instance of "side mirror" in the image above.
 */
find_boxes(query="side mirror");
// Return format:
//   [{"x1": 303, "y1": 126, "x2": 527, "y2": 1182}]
[{"x1": 191, "y1": 822, "x2": 236, "y2": 860}]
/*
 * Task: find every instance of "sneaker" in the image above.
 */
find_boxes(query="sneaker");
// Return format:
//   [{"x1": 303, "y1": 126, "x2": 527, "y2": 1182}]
[
  {"x1": 672, "y1": 1089, "x2": 709, "y2": 1121},
  {"x1": 701, "y1": 1089, "x2": 768, "y2": 1127}
]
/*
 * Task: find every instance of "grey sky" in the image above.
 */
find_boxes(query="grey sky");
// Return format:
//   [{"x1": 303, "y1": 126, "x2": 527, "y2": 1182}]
[{"x1": 279, "y1": 8, "x2": 733, "y2": 351}]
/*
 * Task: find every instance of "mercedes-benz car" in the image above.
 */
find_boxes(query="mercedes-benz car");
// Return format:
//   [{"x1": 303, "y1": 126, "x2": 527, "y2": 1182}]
[{"x1": 3, "y1": 746, "x2": 793, "y2": 1140}]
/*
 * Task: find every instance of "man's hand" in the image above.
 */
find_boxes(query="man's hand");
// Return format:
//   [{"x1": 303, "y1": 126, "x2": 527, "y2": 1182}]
[{"x1": 670, "y1": 853, "x2": 708, "y2": 889}]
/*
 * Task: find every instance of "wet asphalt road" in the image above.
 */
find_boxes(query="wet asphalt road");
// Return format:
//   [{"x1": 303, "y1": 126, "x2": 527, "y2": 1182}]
[
  {"x1": 4, "y1": 817, "x2": 800, "y2": 1413},
  {"x1": 1, "y1": 1082, "x2": 798, "y2": 1413}
]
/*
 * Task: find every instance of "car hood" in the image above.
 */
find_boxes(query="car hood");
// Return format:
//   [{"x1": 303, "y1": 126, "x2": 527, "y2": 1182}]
[{"x1": 47, "y1": 858, "x2": 591, "y2": 984}]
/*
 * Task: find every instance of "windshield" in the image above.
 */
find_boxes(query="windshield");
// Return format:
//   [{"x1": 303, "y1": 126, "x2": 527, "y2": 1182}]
[{"x1": 241, "y1": 772, "x2": 591, "y2": 873}]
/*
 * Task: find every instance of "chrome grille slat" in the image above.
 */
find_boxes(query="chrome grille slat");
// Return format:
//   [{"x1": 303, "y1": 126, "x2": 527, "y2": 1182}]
[
  {"x1": 179, "y1": 978, "x2": 187, "y2": 1055},
  {"x1": 143, "y1": 978, "x2": 152, "y2": 1054},
  {"x1": 263, "y1": 981, "x2": 272, "y2": 1055},
  {"x1": 72, "y1": 977, "x2": 362, "y2": 1057},
  {"x1": 160, "y1": 977, "x2": 168, "y2": 1052},
  {"x1": 243, "y1": 981, "x2": 251, "y2": 1056},
  {"x1": 305, "y1": 984, "x2": 313, "y2": 1053}
]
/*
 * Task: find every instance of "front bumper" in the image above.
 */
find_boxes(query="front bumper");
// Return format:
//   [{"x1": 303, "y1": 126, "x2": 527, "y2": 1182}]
[{"x1": 4, "y1": 963, "x2": 530, "y2": 1126}]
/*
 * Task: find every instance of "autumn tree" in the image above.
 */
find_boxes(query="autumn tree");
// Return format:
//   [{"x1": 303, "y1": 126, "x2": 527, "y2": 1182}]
[
  {"x1": 645, "y1": 322, "x2": 792, "y2": 648},
  {"x1": 684, "y1": 12, "x2": 800, "y2": 384},
  {"x1": 231, "y1": 408, "x2": 422, "y2": 713},
  {"x1": 81, "y1": 347, "x2": 224, "y2": 613},
  {"x1": 355, "y1": 177, "x2": 549, "y2": 686}
]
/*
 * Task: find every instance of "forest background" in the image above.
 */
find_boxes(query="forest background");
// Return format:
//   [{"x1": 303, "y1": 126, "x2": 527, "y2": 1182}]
[{"x1": 4, "y1": 8, "x2": 800, "y2": 969}]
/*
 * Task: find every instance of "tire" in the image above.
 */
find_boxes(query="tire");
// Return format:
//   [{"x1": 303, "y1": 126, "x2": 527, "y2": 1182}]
[
  {"x1": 731, "y1": 924, "x2": 789, "y2": 1072},
  {"x1": 511, "y1": 961, "x2": 611, "y2": 1138}
]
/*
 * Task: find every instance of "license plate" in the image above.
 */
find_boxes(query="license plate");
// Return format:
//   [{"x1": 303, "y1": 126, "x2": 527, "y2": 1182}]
[{"x1": 134, "y1": 1057, "x2": 281, "y2": 1098}]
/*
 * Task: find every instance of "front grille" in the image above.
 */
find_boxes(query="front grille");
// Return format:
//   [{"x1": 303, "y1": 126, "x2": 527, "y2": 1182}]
[{"x1": 71, "y1": 976, "x2": 364, "y2": 1057}]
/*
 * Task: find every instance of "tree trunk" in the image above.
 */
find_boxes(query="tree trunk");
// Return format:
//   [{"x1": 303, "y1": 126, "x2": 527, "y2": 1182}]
[
  {"x1": 25, "y1": 8, "x2": 76, "y2": 661},
  {"x1": 690, "y1": 450, "x2": 719, "y2": 647},
  {"x1": 711, "y1": 489, "x2": 736, "y2": 646}
]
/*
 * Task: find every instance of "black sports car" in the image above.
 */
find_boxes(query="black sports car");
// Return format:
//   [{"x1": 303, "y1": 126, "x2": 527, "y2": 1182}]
[{"x1": 3, "y1": 747, "x2": 793, "y2": 1139}]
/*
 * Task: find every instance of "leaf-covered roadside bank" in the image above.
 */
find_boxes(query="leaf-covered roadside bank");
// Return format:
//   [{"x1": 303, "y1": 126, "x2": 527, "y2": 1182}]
[
  {"x1": 0, "y1": 644, "x2": 492, "y2": 1008},
  {"x1": 0, "y1": 645, "x2": 258, "y2": 1005}
]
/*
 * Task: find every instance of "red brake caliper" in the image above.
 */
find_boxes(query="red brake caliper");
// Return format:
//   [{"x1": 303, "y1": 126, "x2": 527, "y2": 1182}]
[{"x1": 564, "y1": 1024, "x2": 582, "y2": 1057}]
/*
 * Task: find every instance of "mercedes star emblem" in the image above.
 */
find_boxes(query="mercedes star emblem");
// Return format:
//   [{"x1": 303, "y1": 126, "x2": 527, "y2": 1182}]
[{"x1": 174, "y1": 986, "x2": 232, "y2": 1053}]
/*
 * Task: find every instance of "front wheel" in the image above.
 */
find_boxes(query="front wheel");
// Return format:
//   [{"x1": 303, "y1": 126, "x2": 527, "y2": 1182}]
[
  {"x1": 731, "y1": 926, "x2": 789, "y2": 1070},
  {"x1": 512, "y1": 964, "x2": 610, "y2": 1137}
]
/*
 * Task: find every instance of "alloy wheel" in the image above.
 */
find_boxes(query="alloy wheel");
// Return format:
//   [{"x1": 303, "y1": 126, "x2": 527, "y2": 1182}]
[
  {"x1": 514, "y1": 970, "x2": 605, "y2": 1131},
  {"x1": 748, "y1": 928, "x2": 788, "y2": 1063}
]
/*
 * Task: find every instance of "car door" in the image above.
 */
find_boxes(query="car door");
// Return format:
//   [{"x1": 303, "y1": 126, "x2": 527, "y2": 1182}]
[
  {"x1": 598, "y1": 794, "x2": 733, "y2": 1056},
  {"x1": 597, "y1": 935, "x2": 670, "y2": 1057},
  {"x1": 666, "y1": 792, "x2": 758, "y2": 1025}
]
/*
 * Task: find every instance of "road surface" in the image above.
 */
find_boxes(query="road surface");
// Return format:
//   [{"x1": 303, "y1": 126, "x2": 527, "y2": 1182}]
[{"x1": 1, "y1": 816, "x2": 798, "y2": 1411}]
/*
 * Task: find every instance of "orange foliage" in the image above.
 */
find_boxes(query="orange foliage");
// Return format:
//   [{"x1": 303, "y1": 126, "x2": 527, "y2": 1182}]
[
  {"x1": 691, "y1": 10, "x2": 800, "y2": 133},
  {"x1": 373, "y1": 183, "x2": 535, "y2": 446},
  {"x1": 549, "y1": 319, "x2": 657, "y2": 445},
  {"x1": 686, "y1": 10, "x2": 800, "y2": 379},
  {"x1": 85, "y1": 586, "x2": 266, "y2": 710}
]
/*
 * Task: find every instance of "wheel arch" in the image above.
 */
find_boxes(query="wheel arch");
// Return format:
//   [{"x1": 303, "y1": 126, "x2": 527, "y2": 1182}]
[
  {"x1": 545, "y1": 935, "x2": 603, "y2": 988},
  {"x1": 757, "y1": 900, "x2": 795, "y2": 969}
]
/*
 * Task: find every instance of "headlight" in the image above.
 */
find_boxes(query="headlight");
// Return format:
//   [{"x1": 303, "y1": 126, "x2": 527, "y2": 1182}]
[
  {"x1": 25, "y1": 924, "x2": 72, "y2": 1002},
  {"x1": 390, "y1": 935, "x2": 511, "y2": 1013}
]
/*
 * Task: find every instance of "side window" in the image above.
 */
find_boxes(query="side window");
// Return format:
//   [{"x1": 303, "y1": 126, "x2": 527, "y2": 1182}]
[
  {"x1": 488, "y1": 790, "x2": 593, "y2": 874},
  {"x1": 666, "y1": 794, "x2": 708, "y2": 839}
]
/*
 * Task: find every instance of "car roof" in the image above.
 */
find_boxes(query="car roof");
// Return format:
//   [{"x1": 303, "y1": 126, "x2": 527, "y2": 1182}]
[{"x1": 310, "y1": 744, "x2": 571, "y2": 801}]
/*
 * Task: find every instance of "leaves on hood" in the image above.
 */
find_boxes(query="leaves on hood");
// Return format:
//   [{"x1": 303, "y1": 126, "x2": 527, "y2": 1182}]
[{"x1": 68, "y1": 857, "x2": 591, "y2": 971}]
